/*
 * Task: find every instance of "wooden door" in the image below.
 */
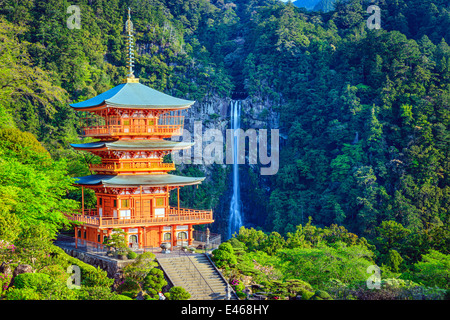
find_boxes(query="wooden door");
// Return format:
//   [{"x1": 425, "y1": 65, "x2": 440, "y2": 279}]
[{"x1": 146, "y1": 227, "x2": 160, "y2": 248}]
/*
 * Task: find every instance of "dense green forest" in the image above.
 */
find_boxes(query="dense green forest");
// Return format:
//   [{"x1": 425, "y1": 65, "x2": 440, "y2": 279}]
[{"x1": 0, "y1": 0, "x2": 449, "y2": 300}]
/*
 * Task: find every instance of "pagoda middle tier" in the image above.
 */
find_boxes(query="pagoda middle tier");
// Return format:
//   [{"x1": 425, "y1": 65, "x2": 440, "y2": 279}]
[{"x1": 71, "y1": 139, "x2": 193, "y2": 175}]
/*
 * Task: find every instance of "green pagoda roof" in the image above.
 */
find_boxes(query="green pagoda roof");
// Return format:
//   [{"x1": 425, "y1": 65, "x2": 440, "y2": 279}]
[
  {"x1": 73, "y1": 174, "x2": 205, "y2": 188},
  {"x1": 71, "y1": 139, "x2": 193, "y2": 151},
  {"x1": 70, "y1": 82, "x2": 195, "y2": 110}
]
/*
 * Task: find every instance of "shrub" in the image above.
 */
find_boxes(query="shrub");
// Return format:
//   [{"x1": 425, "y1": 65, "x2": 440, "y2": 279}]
[
  {"x1": 121, "y1": 291, "x2": 138, "y2": 299},
  {"x1": 143, "y1": 268, "x2": 167, "y2": 298},
  {"x1": 0, "y1": 272, "x2": 12, "y2": 294},
  {"x1": 80, "y1": 265, "x2": 114, "y2": 288},
  {"x1": 76, "y1": 286, "x2": 125, "y2": 300},
  {"x1": 168, "y1": 286, "x2": 190, "y2": 300},
  {"x1": 41, "y1": 264, "x2": 67, "y2": 284},
  {"x1": 301, "y1": 290, "x2": 315, "y2": 300},
  {"x1": 212, "y1": 243, "x2": 237, "y2": 269},
  {"x1": 13, "y1": 273, "x2": 51, "y2": 290},
  {"x1": 113, "y1": 294, "x2": 133, "y2": 300},
  {"x1": 116, "y1": 277, "x2": 141, "y2": 297},
  {"x1": 127, "y1": 251, "x2": 137, "y2": 259},
  {"x1": 310, "y1": 290, "x2": 333, "y2": 300},
  {"x1": 5, "y1": 287, "x2": 42, "y2": 300},
  {"x1": 123, "y1": 252, "x2": 157, "y2": 283},
  {"x1": 49, "y1": 247, "x2": 113, "y2": 288}
]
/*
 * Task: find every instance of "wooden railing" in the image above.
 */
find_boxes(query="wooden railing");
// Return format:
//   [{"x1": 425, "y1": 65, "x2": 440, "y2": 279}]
[
  {"x1": 81, "y1": 124, "x2": 182, "y2": 137},
  {"x1": 90, "y1": 161, "x2": 176, "y2": 173},
  {"x1": 67, "y1": 207, "x2": 213, "y2": 228}
]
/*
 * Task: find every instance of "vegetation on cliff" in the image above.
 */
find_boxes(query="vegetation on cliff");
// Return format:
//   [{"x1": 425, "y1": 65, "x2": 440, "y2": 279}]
[{"x1": 0, "y1": 0, "x2": 449, "y2": 300}]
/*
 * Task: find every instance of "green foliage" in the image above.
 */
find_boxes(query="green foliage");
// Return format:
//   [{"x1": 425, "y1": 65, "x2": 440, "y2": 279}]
[
  {"x1": 410, "y1": 250, "x2": 450, "y2": 289},
  {"x1": 0, "y1": 129, "x2": 77, "y2": 240},
  {"x1": 276, "y1": 244, "x2": 375, "y2": 287},
  {"x1": 13, "y1": 273, "x2": 51, "y2": 290},
  {"x1": 5, "y1": 287, "x2": 43, "y2": 300},
  {"x1": 105, "y1": 228, "x2": 128, "y2": 255},
  {"x1": 122, "y1": 252, "x2": 158, "y2": 283},
  {"x1": 212, "y1": 242, "x2": 237, "y2": 269},
  {"x1": 77, "y1": 286, "x2": 128, "y2": 300},
  {"x1": 143, "y1": 268, "x2": 167, "y2": 297},
  {"x1": 235, "y1": 227, "x2": 268, "y2": 252},
  {"x1": 0, "y1": 0, "x2": 449, "y2": 301},
  {"x1": 168, "y1": 286, "x2": 191, "y2": 300},
  {"x1": 310, "y1": 289, "x2": 333, "y2": 300},
  {"x1": 127, "y1": 251, "x2": 137, "y2": 259},
  {"x1": 116, "y1": 278, "x2": 141, "y2": 299}
]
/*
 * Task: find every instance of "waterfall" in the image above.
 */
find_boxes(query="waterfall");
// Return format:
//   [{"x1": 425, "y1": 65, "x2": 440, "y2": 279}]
[{"x1": 228, "y1": 100, "x2": 243, "y2": 239}]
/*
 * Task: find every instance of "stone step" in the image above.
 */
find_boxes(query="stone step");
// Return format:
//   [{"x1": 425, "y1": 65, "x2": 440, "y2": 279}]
[{"x1": 157, "y1": 253, "x2": 237, "y2": 300}]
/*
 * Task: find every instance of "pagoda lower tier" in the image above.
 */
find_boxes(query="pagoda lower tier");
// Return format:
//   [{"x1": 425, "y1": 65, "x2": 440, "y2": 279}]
[{"x1": 67, "y1": 175, "x2": 213, "y2": 249}]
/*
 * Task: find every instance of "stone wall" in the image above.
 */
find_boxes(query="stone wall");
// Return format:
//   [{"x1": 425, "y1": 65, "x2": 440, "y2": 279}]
[{"x1": 60, "y1": 247, "x2": 132, "y2": 278}]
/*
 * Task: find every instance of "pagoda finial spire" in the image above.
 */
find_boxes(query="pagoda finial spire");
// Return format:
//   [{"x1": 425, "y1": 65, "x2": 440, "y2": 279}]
[{"x1": 124, "y1": 7, "x2": 139, "y2": 83}]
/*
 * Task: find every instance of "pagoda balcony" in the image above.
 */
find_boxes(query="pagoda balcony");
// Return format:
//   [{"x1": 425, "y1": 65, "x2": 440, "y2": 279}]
[
  {"x1": 66, "y1": 207, "x2": 214, "y2": 228},
  {"x1": 81, "y1": 124, "x2": 183, "y2": 138},
  {"x1": 90, "y1": 161, "x2": 176, "y2": 173}
]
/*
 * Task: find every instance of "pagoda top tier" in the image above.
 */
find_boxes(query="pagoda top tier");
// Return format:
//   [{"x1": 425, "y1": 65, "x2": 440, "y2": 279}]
[{"x1": 70, "y1": 80, "x2": 195, "y2": 111}]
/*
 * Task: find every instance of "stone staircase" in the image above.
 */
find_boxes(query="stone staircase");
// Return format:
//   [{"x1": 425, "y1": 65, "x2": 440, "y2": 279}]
[{"x1": 157, "y1": 253, "x2": 238, "y2": 300}]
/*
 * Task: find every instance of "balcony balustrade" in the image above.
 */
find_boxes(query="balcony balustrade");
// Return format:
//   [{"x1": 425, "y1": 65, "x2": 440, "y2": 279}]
[
  {"x1": 66, "y1": 207, "x2": 213, "y2": 228},
  {"x1": 81, "y1": 124, "x2": 183, "y2": 138},
  {"x1": 90, "y1": 161, "x2": 176, "y2": 173}
]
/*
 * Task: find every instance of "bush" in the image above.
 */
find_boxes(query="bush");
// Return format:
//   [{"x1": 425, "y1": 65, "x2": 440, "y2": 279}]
[
  {"x1": 80, "y1": 265, "x2": 114, "y2": 288},
  {"x1": 41, "y1": 264, "x2": 67, "y2": 284},
  {"x1": 116, "y1": 277, "x2": 141, "y2": 298},
  {"x1": 76, "y1": 286, "x2": 125, "y2": 300},
  {"x1": 301, "y1": 290, "x2": 315, "y2": 300},
  {"x1": 13, "y1": 273, "x2": 51, "y2": 290},
  {"x1": 212, "y1": 243, "x2": 237, "y2": 269},
  {"x1": 143, "y1": 268, "x2": 167, "y2": 298},
  {"x1": 5, "y1": 287, "x2": 42, "y2": 300},
  {"x1": 50, "y1": 247, "x2": 113, "y2": 288},
  {"x1": 112, "y1": 294, "x2": 134, "y2": 300},
  {"x1": 0, "y1": 272, "x2": 12, "y2": 294},
  {"x1": 168, "y1": 286, "x2": 190, "y2": 300},
  {"x1": 123, "y1": 252, "x2": 158, "y2": 283},
  {"x1": 127, "y1": 251, "x2": 138, "y2": 259},
  {"x1": 310, "y1": 290, "x2": 333, "y2": 300}
]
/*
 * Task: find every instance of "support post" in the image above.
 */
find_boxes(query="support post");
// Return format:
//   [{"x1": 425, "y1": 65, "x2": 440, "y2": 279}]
[
  {"x1": 140, "y1": 185, "x2": 143, "y2": 218},
  {"x1": 75, "y1": 227, "x2": 78, "y2": 249},
  {"x1": 81, "y1": 186, "x2": 84, "y2": 215},
  {"x1": 177, "y1": 187, "x2": 180, "y2": 214}
]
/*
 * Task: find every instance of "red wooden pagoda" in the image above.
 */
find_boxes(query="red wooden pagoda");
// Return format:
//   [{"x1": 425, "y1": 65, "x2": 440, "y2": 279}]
[{"x1": 67, "y1": 10, "x2": 213, "y2": 249}]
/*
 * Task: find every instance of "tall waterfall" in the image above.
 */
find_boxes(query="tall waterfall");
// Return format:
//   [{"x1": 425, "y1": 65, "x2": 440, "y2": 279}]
[{"x1": 228, "y1": 100, "x2": 243, "y2": 239}]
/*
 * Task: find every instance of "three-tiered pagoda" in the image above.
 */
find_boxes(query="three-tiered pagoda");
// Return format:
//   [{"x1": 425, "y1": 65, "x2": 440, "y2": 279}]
[{"x1": 67, "y1": 10, "x2": 213, "y2": 249}]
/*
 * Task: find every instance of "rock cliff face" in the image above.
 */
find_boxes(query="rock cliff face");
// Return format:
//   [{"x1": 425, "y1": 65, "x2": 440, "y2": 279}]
[{"x1": 177, "y1": 95, "x2": 281, "y2": 238}]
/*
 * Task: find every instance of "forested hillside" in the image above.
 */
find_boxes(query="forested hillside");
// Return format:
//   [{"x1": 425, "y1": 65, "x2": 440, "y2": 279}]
[{"x1": 0, "y1": 0, "x2": 449, "y2": 300}]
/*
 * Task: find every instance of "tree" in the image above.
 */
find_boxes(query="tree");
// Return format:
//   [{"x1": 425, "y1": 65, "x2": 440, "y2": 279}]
[
  {"x1": 104, "y1": 228, "x2": 128, "y2": 256},
  {"x1": 374, "y1": 220, "x2": 411, "y2": 254},
  {"x1": 235, "y1": 227, "x2": 268, "y2": 252},
  {"x1": 260, "y1": 232, "x2": 286, "y2": 255},
  {"x1": 411, "y1": 250, "x2": 450, "y2": 289},
  {"x1": 211, "y1": 242, "x2": 237, "y2": 269},
  {"x1": 122, "y1": 252, "x2": 158, "y2": 284},
  {"x1": 383, "y1": 249, "x2": 404, "y2": 273},
  {"x1": 0, "y1": 128, "x2": 77, "y2": 238},
  {"x1": 143, "y1": 268, "x2": 167, "y2": 299}
]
